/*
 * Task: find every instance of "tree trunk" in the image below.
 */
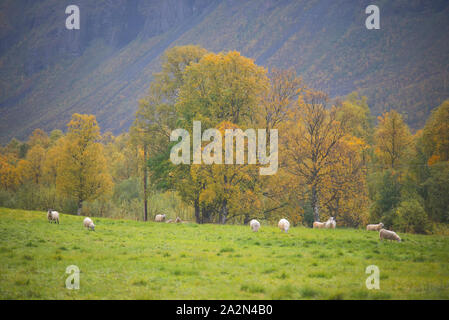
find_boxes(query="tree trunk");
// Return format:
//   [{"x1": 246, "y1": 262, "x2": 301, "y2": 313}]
[
  {"x1": 221, "y1": 199, "x2": 228, "y2": 224},
  {"x1": 77, "y1": 200, "x2": 83, "y2": 216},
  {"x1": 221, "y1": 175, "x2": 228, "y2": 224},
  {"x1": 311, "y1": 184, "x2": 319, "y2": 222},
  {"x1": 143, "y1": 143, "x2": 148, "y2": 222},
  {"x1": 201, "y1": 207, "x2": 212, "y2": 224},
  {"x1": 194, "y1": 198, "x2": 201, "y2": 224}
]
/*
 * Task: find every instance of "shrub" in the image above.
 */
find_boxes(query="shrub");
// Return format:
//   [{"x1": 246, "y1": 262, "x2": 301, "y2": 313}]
[
  {"x1": 394, "y1": 199, "x2": 431, "y2": 234},
  {"x1": 0, "y1": 189, "x2": 15, "y2": 208}
]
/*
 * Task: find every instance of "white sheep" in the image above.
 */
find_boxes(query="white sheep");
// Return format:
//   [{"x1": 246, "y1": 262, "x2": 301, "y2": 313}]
[
  {"x1": 47, "y1": 209, "x2": 59, "y2": 224},
  {"x1": 324, "y1": 217, "x2": 336, "y2": 229},
  {"x1": 313, "y1": 221, "x2": 325, "y2": 229},
  {"x1": 367, "y1": 222, "x2": 384, "y2": 231},
  {"x1": 249, "y1": 219, "x2": 260, "y2": 232},
  {"x1": 175, "y1": 217, "x2": 182, "y2": 223},
  {"x1": 278, "y1": 218, "x2": 290, "y2": 233},
  {"x1": 83, "y1": 217, "x2": 95, "y2": 231},
  {"x1": 379, "y1": 229, "x2": 401, "y2": 242},
  {"x1": 155, "y1": 214, "x2": 166, "y2": 222}
]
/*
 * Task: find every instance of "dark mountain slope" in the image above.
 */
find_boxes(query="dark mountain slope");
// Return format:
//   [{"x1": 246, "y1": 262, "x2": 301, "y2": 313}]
[{"x1": 0, "y1": 0, "x2": 448, "y2": 142}]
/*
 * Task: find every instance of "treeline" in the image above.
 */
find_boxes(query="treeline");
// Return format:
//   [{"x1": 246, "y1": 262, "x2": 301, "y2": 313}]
[
  {"x1": 0, "y1": 115, "x2": 193, "y2": 220},
  {"x1": 1, "y1": 45, "x2": 448, "y2": 234}
]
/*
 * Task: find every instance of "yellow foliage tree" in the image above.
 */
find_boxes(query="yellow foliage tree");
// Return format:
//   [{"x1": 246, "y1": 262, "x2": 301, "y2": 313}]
[
  {"x1": 374, "y1": 110, "x2": 413, "y2": 170},
  {"x1": 422, "y1": 99, "x2": 449, "y2": 164},
  {"x1": 42, "y1": 137, "x2": 65, "y2": 186},
  {"x1": 281, "y1": 89, "x2": 347, "y2": 222},
  {"x1": 28, "y1": 128, "x2": 50, "y2": 149},
  {"x1": 260, "y1": 67, "x2": 303, "y2": 132},
  {"x1": 177, "y1": 50, "x2": 268, "y2": 128},
  {"x1": 190, "y1": 121, "x2": 262, "y2": 224},
  {"x1": 0, "y1": 154, "x2": 20, "y2": 190},
  {"x1": 23, "y1": 144, "x2": 46, "y2": 184},
  {"x1": 320, "y1": 135, "x2": 370, "y2": 227},
  {"x1": 56, "y1": 114, "x2": 113, "y2": 215},
  {"x1": 336, "y1": 92, "x2": 373, "y2": 143},
  {"x1": 172, "y1": 50, "x2": 269, "y2": 223}
]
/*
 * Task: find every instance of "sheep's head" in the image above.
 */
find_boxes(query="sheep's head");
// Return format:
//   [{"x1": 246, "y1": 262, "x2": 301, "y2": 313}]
[
  {"x1": 90, "y1": 224, "x2": 95, "y2": 231},
  {"x1": 380, "y1": 222, "x2": 384, "y2": 228}
]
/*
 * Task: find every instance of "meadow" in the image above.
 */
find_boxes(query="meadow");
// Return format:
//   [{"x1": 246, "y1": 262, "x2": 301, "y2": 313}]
[{"x1": 0, "y1": 207, "x2": 448, "y2": 300}]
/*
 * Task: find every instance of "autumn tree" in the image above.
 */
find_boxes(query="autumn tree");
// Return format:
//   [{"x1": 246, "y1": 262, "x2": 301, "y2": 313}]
[
  {"x1": 3, "y1": 138, "x2": 28, "y2": 160},
  {"x1": 42, "y1": 137, "x2": 65, "y2": 186},
  {"x1": 320, "y1": 135, "x2": 369, "y2": 226},
  {"x1": 260, "y1": 67, "x2": 303, "y2": 132},
  {"x1": 49, "y1": 129, "x2": 64, "y2": 145},
  {"x1": 132, "y1": 45, "x2": 207, "y2": 221},
  {"x1": 422, "y1": 99, "x2": 449, "y2": 164},
  {"x1": 189, "y1": 122, "x2": 263, "y2": 224},
  {"x1": 336, "y1": 92, "x2": 373, "y2": 143},
  {"x1": 0, "y1": 154, "x2": 20, "y2": 190},
  {"x1": 410, "y1": 100, "x2": 449, "y2": 224},
  {"x1": 135, "y1": 48, "x2": 270, "y2": 224},
  {"x1": 104, "y1": 133, "x2": 140, "y2": 183},
  {"x1": 28, "y1": 128, "x2": 50, "y2": 149},
  {"x1": 282, "y1": 89, "x2": 347, "y2": 222},
  {"x1": 23, "y1": 144, "x2": 46, "y2": 184},
  {"x1": 374, "y1": 110, "x2": 413, "y2": 170},
  {"x1": 177, "y1": 50, "x2": 268, "y2": 128},
  {"x1": 56, "y1": 114, "x2": 112, "y2": 215},
  {"x1": 173, "y1": 50, "x2": 269, "y2": 223}
]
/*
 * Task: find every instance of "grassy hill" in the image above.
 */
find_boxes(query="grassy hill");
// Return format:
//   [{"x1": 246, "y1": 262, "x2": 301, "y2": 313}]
[
  {"x1": 1, "y1": 207, "x2": 448, "y2": 299},
  {"x1": 1, "y1": 0, "x2": 449, "y2": 143}
]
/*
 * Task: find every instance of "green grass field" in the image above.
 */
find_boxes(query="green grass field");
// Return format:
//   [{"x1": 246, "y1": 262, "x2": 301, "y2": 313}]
[{"x1": 1, "y1": 207, "x2": 448, "y2": 300}]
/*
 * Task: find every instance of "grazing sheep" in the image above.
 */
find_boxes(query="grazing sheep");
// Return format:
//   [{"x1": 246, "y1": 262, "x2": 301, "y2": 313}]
[
  {"x1": 313, "y1": 221, "x2": 325, "y2": 229},
  {"x1": 83, "y1": 217, "x2": 95, "y2": 231},
  {"x1": 379, "y1": 229, "x2": 401, "y2": 242},
  {"x1": 249, "y1": 219, "x2": 260, "y2": 232},
  {"x1": 47, "y1": 209, "x2": 59, "y2": 224},
  {"x1": 324, "y1": 217, "x2": 336, "y2": 229},
  {"x1": 367, "y1": 222, "x2": 384, "y2": 231},
  {"x1": 175, "y1": 217, "x2": 182, "y2": 223},
  {"x1": 278, "y1": 218, "x2": 290, "y2": 233},
  {"x1": 155, "y1": 214, "x2": 166, "y2": 222}
]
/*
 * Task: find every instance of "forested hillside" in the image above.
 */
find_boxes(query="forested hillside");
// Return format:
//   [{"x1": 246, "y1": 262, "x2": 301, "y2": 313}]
[{"x1": 1, "y1": 0, "x2": 449, "y2": 142}]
